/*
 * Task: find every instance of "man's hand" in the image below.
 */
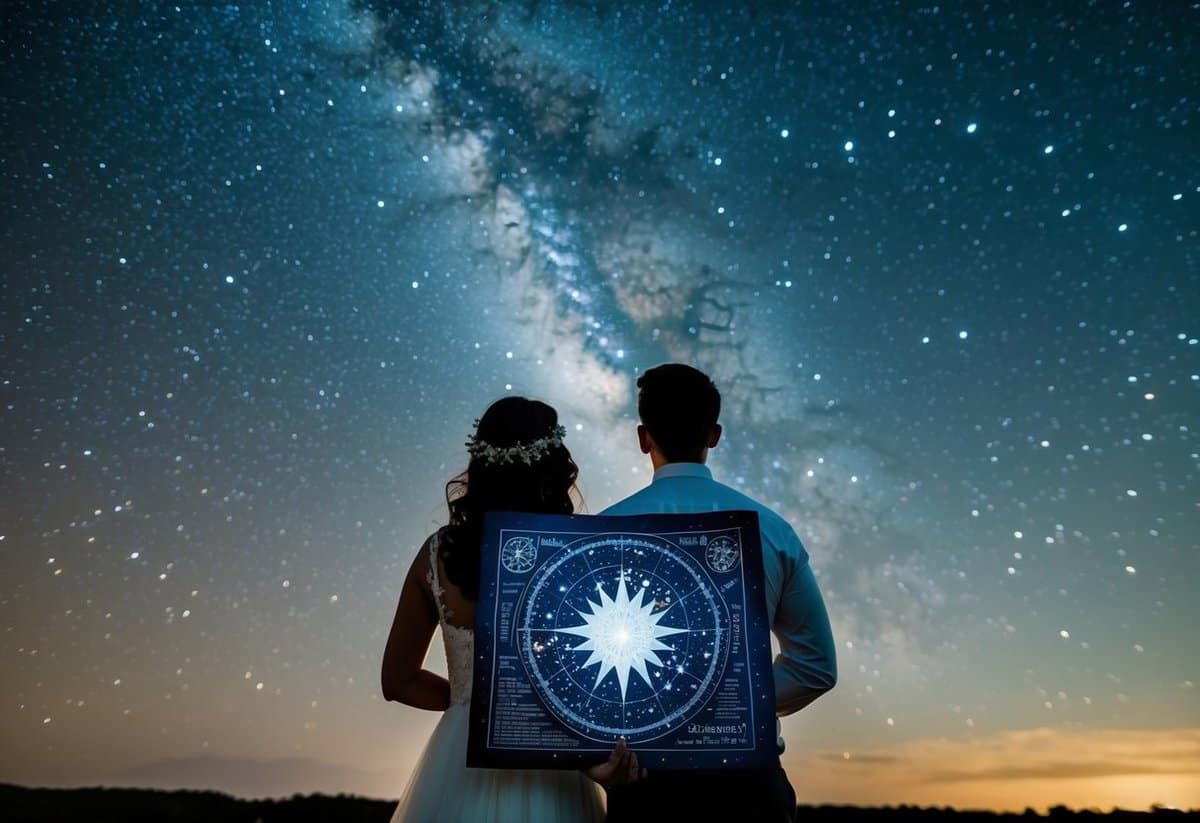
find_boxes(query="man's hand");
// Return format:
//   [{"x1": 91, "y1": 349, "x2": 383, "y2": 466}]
[{"x1": 584, "y1": 738, "x2": 647, "y2": 788}]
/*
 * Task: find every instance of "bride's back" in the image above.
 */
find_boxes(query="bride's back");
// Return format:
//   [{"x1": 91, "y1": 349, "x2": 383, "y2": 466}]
[
  {"x1": 430, "y1": 536, "x2": 477, "y2": 632},
  {"x1": 426, "y1": 532, "x2": 476, "y2": 706}
]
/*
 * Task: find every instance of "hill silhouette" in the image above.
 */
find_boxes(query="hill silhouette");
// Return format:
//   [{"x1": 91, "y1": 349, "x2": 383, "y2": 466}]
[
  {"x1": 107, "y1": 753, "x2": 393, "y2": 800},
  {"x1": 1, "y1": 783, "x2": 1196, "y2": 822}
]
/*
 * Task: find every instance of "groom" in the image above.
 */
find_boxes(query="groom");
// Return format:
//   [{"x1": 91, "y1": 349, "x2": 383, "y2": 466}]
[{"x1": 601, "y1": 363, "x2": 837, "y2": 823}]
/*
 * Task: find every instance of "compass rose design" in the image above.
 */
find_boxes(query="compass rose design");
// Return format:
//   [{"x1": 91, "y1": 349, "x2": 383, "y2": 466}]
[{"x1": 556, "y1": 576, "x2": 688, "y2": 699}]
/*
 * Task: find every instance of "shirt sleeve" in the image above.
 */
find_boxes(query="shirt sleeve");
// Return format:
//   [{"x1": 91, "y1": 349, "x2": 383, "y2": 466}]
[{"x1": 772, "y1": 528, "x2": 838, "y2": 716}]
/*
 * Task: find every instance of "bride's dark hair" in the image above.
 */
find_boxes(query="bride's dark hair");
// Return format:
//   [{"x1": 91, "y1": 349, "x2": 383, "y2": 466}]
[{"x1": 440, "y1": 396, "x2": 580, "y2": 600}]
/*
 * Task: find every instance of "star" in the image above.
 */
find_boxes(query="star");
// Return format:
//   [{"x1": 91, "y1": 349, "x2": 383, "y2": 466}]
[{"x1": 555, "y1": 576, "x2": 687, "y2": 700}]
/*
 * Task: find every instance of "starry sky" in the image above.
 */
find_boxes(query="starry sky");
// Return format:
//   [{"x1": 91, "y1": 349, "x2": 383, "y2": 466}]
[{"x1": 2, "y1": 0, "x2": 1198, "y2": 812}]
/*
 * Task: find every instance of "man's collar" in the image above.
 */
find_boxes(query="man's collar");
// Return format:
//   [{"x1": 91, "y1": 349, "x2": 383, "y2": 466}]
[{"x1": 651, "y1": 462, "x2": 713, "y2": 483}]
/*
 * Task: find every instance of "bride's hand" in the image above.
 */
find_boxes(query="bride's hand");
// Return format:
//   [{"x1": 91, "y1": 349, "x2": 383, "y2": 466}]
[{"x1": 585, "y1": 738, "x2": 647, "y2": 787}]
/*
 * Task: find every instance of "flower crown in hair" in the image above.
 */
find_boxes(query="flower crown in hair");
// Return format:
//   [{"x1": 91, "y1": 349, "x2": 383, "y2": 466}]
[{"x1": 465, "y1": 419, "x2": 568, "y2": 466}]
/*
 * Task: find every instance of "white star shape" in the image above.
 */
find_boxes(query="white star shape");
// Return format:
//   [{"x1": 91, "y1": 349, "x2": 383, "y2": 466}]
[{"x1": 555, "y1": 575, "x2": 687, "y2": 700}]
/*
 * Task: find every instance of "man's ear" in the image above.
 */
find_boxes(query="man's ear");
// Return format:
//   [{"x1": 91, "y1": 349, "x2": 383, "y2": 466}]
[
  {"x1": 707, "y1": 424, "x2": 722, "y2": 449},
  {"x1": 636, "y1": 424, "x2": 653, "y2": 455}
]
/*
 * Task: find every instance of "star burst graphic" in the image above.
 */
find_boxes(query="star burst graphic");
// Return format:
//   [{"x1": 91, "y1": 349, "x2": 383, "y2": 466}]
[{"x1": 555, "y1": 574, "x2": 688, "y2": 700}]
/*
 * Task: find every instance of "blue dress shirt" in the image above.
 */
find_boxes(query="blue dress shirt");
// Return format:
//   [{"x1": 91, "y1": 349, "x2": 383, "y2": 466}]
[{"x1": 601, "y1": 462, "x2": 837, "y2": 727}]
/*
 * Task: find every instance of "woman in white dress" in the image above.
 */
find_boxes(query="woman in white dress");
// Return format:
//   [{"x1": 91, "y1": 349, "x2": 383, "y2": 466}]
[{"x1": 381, "y1": 396, "x2": 640, "y2": 822}]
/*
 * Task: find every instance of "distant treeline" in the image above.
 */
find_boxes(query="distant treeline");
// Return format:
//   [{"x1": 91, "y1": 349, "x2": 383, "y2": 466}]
[{"x1": 0, "y1": 783, "x2": 1195, "y2": 822}]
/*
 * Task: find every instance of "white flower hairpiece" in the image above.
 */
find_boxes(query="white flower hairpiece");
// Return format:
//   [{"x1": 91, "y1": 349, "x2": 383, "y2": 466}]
[{"x1": 465, "y1": 419, "x2": 568, "y2": 466}]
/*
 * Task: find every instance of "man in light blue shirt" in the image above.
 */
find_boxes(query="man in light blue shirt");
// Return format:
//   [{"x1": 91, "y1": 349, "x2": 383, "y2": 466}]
[{"x1": 601, "y1": 363, "x2": 837, "y2": 823}]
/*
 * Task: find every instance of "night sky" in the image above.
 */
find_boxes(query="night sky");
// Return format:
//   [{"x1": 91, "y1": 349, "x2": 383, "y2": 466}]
[{"x1": 2, "y1": 0, "x2": 1198, "y2": 812}]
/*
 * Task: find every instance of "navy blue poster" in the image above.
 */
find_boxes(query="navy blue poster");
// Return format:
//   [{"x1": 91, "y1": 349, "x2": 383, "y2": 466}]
[{"x1": 467, "y1": 510, "x2": 776, "y2": 770}]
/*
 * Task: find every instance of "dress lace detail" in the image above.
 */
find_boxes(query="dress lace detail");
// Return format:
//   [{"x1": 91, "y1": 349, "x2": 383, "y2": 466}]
[{"x1": 426, "y1": 533, "x2": 474, "y2": 707}]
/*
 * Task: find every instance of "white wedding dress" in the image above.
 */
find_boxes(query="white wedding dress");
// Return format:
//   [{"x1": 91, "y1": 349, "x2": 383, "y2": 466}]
[{"x1": 390, "y1": 534, "x2": 606, "y2": 822}]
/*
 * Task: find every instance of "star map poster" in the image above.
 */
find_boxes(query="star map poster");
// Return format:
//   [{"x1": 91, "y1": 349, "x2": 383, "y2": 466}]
[{"x1": 467, "y1": 510, "x2": 776, "y2": 770}]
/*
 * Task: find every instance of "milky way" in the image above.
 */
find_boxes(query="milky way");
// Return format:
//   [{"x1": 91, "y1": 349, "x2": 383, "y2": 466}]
[{"x1": 1, "y1": 0, "x2": 1197, "y2": 809}]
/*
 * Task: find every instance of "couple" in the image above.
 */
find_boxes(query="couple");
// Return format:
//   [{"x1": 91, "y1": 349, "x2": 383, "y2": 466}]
[{"x1": 381, "y1": 363, "x2": 838, "y2": 822}]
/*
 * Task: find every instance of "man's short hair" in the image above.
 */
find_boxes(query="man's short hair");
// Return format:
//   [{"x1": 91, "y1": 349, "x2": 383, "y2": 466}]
[{"x1": 636, "y1": 363, "x2": 721, "y2": 463}]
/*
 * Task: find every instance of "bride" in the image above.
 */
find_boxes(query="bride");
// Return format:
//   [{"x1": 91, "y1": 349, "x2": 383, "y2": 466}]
[{"x1": 382, "y1": 396, "x2": 640, "y2": 822}]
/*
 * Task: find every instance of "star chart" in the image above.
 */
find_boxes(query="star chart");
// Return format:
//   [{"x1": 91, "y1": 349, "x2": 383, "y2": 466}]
[
  {"x1": 471, "y1": 510, "x2": 776, "y2": 770},
  {"x1": 517, "y1": 534, "x2": 729, "y2": 742}
]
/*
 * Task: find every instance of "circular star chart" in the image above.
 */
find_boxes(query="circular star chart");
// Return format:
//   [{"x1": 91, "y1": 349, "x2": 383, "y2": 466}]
[
  {"x1": 501, "y1": 536, "x2": 537, "y2": 573},
  {"x1": 705, "y1": 536, "x2": 741, "y2": 573},
  {"x1": 517, "y1": 534, "x2": 729, "y2": 743}
]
